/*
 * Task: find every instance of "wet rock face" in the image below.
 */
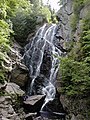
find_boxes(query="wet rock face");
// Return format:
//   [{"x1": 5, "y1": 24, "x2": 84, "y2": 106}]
[
  {"x1": 31, "y1": 75, "x2": 49, "y2": 95},
  {"x1": 23, "y1": 24, "x2": 63, "y2": 96}
]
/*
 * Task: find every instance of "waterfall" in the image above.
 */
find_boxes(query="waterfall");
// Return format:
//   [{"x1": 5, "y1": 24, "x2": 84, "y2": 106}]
[{"x1": 23, "y1": 23, "x2": 62, "y2": 110}]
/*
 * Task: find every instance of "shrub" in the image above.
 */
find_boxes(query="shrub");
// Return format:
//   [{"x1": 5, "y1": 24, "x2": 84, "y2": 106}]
[{"x1": 60, "y1": 57, "x2": 90, "y2": 96}]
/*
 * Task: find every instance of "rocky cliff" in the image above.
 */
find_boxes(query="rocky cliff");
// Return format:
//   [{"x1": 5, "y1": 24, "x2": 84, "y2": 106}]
[
  {"x1": 57, "y1": 0, "x2": 73, "y2": 42},
  {"x1": 57, "y1": 0, "x2": 90, "y2": 120},
  {"x1": 57, "y1": 0, "x2": 90, "y2": 42}
]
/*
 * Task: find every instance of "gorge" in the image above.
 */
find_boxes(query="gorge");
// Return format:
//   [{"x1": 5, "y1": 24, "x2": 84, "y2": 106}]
[{"x1": 0, "y1": 0, "x2": 90, "y2": 120}]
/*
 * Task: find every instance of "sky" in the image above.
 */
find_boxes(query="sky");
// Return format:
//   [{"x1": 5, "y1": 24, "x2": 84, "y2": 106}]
[{"x1": 42, "y1": 0, "x2": 60, "y2": 12}]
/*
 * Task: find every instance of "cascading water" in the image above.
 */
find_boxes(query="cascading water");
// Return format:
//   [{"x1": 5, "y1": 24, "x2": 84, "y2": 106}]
[{"x1": 23, "y1": 23, "x2": 66, "y2": 119}]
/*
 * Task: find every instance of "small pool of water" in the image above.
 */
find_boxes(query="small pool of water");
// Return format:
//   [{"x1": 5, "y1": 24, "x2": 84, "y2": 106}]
[{"x1": 40, "y1": 111, "x2": 66, "y2": 120}]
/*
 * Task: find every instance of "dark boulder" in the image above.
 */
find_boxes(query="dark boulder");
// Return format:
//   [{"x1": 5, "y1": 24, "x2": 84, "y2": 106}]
[{"x1": 23, "y1": 95, "x2": 45, "y2": 113}]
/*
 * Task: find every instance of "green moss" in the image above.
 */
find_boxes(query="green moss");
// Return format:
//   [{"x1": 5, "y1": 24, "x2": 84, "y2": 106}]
[
  {"x1": 73, "y1": 0, "x2": 85, "y2": 14},
  {"x1": 71, "y1": 0, "x2": 90, "y2": 32},
  {"x1": 70, "y1": 14, "x2": 78, "y2": 31}
]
